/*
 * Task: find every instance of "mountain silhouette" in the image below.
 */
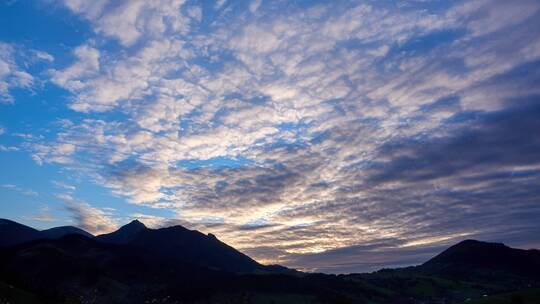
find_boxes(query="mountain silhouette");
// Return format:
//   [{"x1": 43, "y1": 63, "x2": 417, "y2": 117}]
[
  {"x1": 1, "y1": 219, "x2": 540, "y2": 304},
  {"x1": 41, "y1": 226, "x2": 94, "y2": 239},
  {"x1": 130, "y1": 224, "x2": 264, "y2": 273},
  {"x1": 0, "y1": 234, "x2": 230, "y2": 303},
  {"x1": 99, "y1": 220, "x2": 264, "y2": 273},
  {"x1": 0, "y1": 218, "x2": 42, "y2": 246},
  {"x1": 0, "y1": 218, "x2": 94, "y2": 247}
]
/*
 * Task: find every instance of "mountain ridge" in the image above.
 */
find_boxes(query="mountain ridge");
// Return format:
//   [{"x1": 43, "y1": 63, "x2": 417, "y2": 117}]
[
  {"x1": 1, "y1": 218, "x2": 539, "y2": 303},
  {"x1": 41, "y1": 226, "x2": 94, "y2": 239},
  {"x1": 0, "y1": 218, "x2": 94, "y2": 246},
  {"x1": 96, "y1": 219, "x2": 147, "y2": 244}
]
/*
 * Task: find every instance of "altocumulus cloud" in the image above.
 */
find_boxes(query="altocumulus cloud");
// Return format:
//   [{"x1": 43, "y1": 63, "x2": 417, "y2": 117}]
[
  {"x1": 25, "y1": 0, "x2": 540, "y2": 271},
  {"x1": 0, "y1": 43, "x2": 34, "y2": 104}
]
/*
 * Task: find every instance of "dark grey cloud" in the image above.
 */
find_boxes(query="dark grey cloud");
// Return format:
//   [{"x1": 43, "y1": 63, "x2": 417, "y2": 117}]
[
  {"x1": 369, "y1": 100, "x2": 540, "y2": 184},
  {"x1": 288, "y1": 240, "x2": 447, "y2": 274}
]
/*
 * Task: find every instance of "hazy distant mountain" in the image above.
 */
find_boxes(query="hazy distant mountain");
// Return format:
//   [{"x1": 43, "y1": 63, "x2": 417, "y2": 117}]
[
  {"x1": 41, "y1": 226, "x2": 94, "y2": 239},
  {"x1": 0, "y1": 218, "x2": 42, "y2": 246}
]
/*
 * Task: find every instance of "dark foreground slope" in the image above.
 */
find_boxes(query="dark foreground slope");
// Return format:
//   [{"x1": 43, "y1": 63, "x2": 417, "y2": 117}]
[
  {"x1": 1, "y1": 219, "x2": 539, "y2": 304},
  {"x1": 0, "y1": 235, "x2": 230, "y2": 303},
  {"x1": 0, "y1": 235, "x2": 377, "y2": 303}
]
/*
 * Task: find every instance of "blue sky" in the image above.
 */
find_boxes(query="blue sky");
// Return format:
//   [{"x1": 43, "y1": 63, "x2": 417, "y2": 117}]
[{"x1": 1, "y1": 0, "x2": 540, "y2": 273}]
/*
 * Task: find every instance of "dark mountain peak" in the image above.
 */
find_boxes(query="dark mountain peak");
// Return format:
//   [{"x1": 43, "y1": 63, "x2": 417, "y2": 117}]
[
  {"x1": 425, "y1": 239, "x2": 510, "y2": 265},
  {"x1": 41, "y1": 226, "x2": 94, "y2": 239},
  {"x1": 455, "y1": 239, "x2": 506, "y2": 248},
  {"x1": 125, "y1": 219, "x2": 147, "y2": 230},
  {"x1": 130, "y1": 224, "x2": 264, "y2": 273},
  {"x1": 96, "y1": 219, "x2": 147, "y2": 244},
  {"x1": 0, "y1": 218, "x2": 17, "y2": 225}
]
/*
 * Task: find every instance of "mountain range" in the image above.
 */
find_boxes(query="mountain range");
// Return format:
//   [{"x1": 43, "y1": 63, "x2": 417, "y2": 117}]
[{"x1": 1, "y1": 218, "x2": 539, "y2": 304}]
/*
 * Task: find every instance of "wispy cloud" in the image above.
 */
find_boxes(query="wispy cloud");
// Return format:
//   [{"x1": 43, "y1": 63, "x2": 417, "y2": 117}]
[
  {"x1": 2, "y1": 184, "x2": 38, "y2": 197},
  {"x1": 57, "y1": 194, "x2": 117, "y2": 234},
  {"x1": 23, "y1": 206, "x2": 56, "y2": 223}
]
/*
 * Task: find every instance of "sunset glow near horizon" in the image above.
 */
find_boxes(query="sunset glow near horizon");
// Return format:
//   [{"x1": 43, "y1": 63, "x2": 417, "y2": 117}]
[{"x1": 1, "y1": 0, "x2": 540, "y2": 273}]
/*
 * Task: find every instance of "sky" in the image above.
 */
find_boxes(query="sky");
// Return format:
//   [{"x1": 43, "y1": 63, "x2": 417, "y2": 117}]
[{"x1": 1, "y1": 0, "x2": 540, "y2": 273}]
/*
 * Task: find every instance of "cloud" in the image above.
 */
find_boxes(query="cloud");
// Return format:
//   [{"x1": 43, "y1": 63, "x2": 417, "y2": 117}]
[
  {"x1": 0, "y1": 43, "x2": 34, "y2": 104},
  {"x1": 1, "y1": 184, "x2": 38, "y2": 197},
  {"x1": 366, "y1": 102, "x2": 540, "y2": 185},
  {"x1": 214, "y1": 0, "x2": 226, "y2": 9},
  {"x1": 23, "y1": 206, "x2": 56, "y2": 223},
  {"x1": 58, "y1": 194, "x2": 117, "y2": 235},
  {"x1": 34, "y1": 50, "x2": 54, "y2": 62},
  {"x1": 62, "y1": 0, "x2": 189, "y2": 46},
  {"x1": 0, "y1": 145, "x2": 18, "y2": 152},
  {"x1": 36, "y1": 0, "x2": 540, "y2": 271},
  {"x1": 52, "y1": 181, "x2": 77, "y2": 192},
  {"x1": 249, "y1": 0, "x2": 262, "y2": 13},
  {"x1": 50, "y1": 44, "x2": 101, "y2": 106},
  {"x1": 31, "y1": 142, "x2": 77, "y2": 165}
]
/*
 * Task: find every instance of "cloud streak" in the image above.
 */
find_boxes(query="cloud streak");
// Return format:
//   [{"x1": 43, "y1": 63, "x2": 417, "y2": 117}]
[{"x1": 58, "y1": 194, "x2": 117, "y2": 235}]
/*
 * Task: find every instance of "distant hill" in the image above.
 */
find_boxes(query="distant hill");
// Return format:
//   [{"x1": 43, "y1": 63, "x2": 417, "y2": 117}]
[
  {"x1": 41, "y1": 226, "x2": 94, "y2": 239},
  {"x1": 0, "y1": 218, "x2": 94, "y2": 247},
  {"x1": 418, "y1": 239, "x2": 540, "y2": 280}
]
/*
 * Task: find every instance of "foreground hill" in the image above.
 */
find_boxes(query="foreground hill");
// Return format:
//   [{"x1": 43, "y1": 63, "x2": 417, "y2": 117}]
[
  {"x1": 0, "y1": 219, "x2": 539, "y2": 303},
  {"x1": 0, "y1": 234, "x2": 373, "y2": 303}
]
